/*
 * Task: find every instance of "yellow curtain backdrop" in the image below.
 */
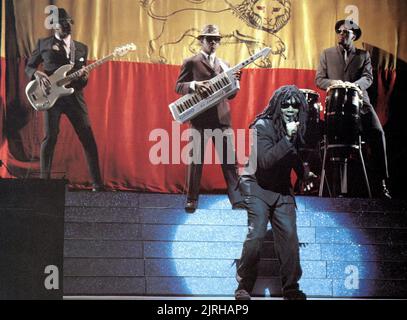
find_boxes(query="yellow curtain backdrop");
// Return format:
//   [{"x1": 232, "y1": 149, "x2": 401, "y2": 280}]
[{"x1": 11, "y1": 0, "x2": 407, "y2": 69}]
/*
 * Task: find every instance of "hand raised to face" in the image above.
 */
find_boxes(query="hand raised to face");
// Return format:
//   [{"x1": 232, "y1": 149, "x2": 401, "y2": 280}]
[{"x1": 286, "y1": 121, "x2": 300, "y2": 139}]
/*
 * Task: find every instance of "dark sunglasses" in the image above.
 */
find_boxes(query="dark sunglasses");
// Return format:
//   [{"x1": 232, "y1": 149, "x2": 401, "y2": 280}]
[
  {"x1": 205, "y1": 36, "x2": 221, "y2": 43},
  {"x1": 281, "y1": 104, "x2": 301, "y2": 110},
  {"x1": 336, "y1": 29, "x2": 353, "y2": 35}
]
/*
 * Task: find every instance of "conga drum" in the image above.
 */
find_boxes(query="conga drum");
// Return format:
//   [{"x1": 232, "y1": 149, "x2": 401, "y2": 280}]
[
  {"x1": 325, "y1": 83, "x2": 363, "y2": 145},
  {"x1": 299, "y1": 89, "x2": 322, "y2": 148},
  {"x1": 295, "y1": 89, "x2": 323, "y2": 195},
  {"x1": 319, "y1": 83, "x2": 371, "y2": 198}
]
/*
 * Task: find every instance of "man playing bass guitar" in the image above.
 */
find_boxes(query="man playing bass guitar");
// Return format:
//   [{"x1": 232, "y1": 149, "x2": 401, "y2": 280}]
[{"x1": 25, "y1": 8, "x2": 103, "y2": 191}]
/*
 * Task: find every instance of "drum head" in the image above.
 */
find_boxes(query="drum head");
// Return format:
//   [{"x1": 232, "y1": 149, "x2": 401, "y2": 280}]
[
  {"x1": 327, "y1": 83, "x2": 362, "y2": 96},
  {"x1": 300, "y1": 88, "x2": 319, "y2": 95},
  {"x1": 300, "y1": 89, "x2": 320, "y2": 105}
]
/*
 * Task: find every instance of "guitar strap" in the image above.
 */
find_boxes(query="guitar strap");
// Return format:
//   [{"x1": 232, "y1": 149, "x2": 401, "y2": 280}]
[{"x1": 69, "y1": 40, "x2": 76, "y2": 65}]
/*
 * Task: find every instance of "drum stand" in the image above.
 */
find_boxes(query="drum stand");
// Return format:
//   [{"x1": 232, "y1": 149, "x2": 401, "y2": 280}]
[
  {"x1": 318, "y1": 135, "x2": 372, "y2": 198},
  {"x1": 297, "y1": 143, "x2": 329, "y2": 196}
]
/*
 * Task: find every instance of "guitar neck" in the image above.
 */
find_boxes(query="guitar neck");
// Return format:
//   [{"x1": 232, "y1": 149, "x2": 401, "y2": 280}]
[
  {"x1": 229, "y1": 48, "x2": 271, "y2": 73},
  {"x1": 60, "y1": 54, "x2": 114, "y2": 85}
]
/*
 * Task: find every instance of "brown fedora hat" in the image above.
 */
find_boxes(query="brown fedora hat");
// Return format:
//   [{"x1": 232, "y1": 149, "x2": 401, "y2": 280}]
[{"x1": 197, "y1": 24, "x2": 222, "y2": 39}]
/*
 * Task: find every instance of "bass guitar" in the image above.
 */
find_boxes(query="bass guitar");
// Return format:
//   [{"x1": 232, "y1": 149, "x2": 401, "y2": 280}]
[{"x1": 26, "y1": 43, "x2": 136, "y2": 111}]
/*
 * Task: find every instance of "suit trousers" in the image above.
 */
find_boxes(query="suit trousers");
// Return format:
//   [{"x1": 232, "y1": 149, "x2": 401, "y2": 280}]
[
  {"x1": 361, "y1": 105, "x2": 389, "y2": 179},
  {"x1": 186, "y1": 125, "x2": 242, "y2": 205},
  {"x1": 40, "y1": 95, "x2": 102, "y2": 185},
  {"x1": 236, "y1": 195, "x2": 302, "y2": 294}
]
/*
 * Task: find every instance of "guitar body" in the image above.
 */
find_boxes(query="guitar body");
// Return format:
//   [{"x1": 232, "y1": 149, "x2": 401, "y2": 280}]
[{"x1": 25, "y1": 64, "x2": 75, "y2": 111}]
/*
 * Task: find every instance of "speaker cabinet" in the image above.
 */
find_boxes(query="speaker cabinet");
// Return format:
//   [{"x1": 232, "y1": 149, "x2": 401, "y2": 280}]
[{"x1": 0, "y1": 179, "x2": 66, "y2": 300}]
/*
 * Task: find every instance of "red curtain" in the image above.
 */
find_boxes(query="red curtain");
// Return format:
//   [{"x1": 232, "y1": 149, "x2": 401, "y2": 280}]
[
  {"x1": 1, "y1": 58, "x2": 326, "y2": 192},
  {"x1": 0, "y1": 0, "x2": 402, "y2": 194}
]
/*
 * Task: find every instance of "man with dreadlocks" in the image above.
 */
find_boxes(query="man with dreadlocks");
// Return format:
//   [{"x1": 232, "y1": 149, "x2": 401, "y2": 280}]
[{"x1": 235, "y1": 85, "x2": 316, "y2": 300}]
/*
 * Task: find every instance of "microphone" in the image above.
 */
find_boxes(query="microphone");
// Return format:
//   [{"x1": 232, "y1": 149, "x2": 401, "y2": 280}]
[{"x1": 286, "y1": 115, "x2": 300, "y2": 141}]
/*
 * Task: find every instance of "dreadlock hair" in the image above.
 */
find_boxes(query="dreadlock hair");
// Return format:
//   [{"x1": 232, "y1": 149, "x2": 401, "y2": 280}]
[{"x1": 250, "y1": 85, "x2": 308, "y2": 145}]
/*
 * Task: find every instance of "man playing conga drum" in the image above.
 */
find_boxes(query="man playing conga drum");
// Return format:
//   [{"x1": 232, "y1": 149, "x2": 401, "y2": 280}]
[{"x1": 315, "y1": 19, "x2": 391, "y2": 199}]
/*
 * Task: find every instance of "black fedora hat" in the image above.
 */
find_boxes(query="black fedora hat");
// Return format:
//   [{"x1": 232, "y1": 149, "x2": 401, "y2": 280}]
[
  {"x1": 335, "y1": 19, "x2": 361, "y2": 41},
  {"x1": 58, "y1": 8, "x2": 74, "y2": 24}
]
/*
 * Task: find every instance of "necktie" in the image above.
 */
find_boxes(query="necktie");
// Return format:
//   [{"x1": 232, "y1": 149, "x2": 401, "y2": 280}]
[
  {"x1": 208, "y1": 55, "x2": 215, "y2": 68},
  {"x1": 55, "y1": 39, "x2": 69, "y2": 59},
  {"x1": 344, "y1": 49, "x2": 348, "y2": 63}
]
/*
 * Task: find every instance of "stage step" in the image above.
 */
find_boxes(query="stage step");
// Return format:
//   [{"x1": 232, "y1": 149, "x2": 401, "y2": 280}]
[{"x1": 64, "y1": 193, "x2": 407, "y2": 298}]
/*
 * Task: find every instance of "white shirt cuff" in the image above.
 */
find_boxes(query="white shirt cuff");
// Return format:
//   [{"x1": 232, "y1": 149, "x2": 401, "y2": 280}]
[{"x1": 189, "y1": 81, "x2": 196, "y2": 92}]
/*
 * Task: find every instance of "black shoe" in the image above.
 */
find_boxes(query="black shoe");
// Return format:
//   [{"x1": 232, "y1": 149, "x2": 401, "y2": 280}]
[
  {"x1": 185, "y1": 199, "x2": 197, "y2": 213},
  {"x1": 232, "y1": 201, "x2": 246, "y2": 210},
  {"x1": 91, "y1": 184, "x2": 105, "y2": 192},
  {"x1": 283, "y1": 289, "x2": 307, "y2": 300},
  {"x1": 235, "y1": 289, "x2": 251, "y2": 300}
]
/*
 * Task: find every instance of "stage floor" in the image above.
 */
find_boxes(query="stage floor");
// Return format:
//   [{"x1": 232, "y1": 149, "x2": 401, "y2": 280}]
[{"x1": 63, "y1": 191, "x2": 407, "y2": 299}]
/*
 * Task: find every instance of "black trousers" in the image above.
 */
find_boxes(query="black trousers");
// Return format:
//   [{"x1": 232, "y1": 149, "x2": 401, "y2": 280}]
[
  {"x1": 361, "y1": 106, "x2": 389, "y2": 179},
  {"x1": 236, "y1": 195, "x2": 302, "y2": 294},
  {"x1": 186, "y1": 125, "x2": 242, "y2": 205},
  {"x1": 40, "y1": 95, "x2": 102, "y2": 185}
]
